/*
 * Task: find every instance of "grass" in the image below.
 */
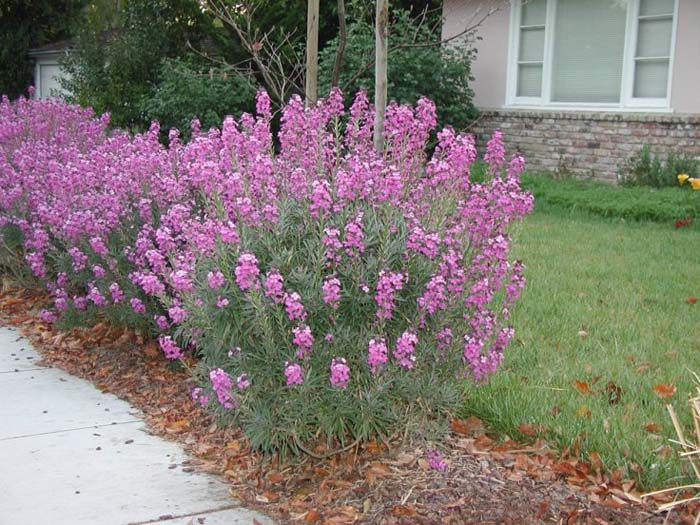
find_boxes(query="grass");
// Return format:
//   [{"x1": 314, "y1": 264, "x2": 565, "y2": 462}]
[{"x1": 461, "y1": 205, "x2": 700, "y2": 489}]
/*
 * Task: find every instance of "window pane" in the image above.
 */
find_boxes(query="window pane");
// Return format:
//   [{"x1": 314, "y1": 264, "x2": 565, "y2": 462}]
[
  {"x1": 517, "y1": 64, "x2": 543, "y2": 97},
  {"x1": 519, "y1": 27, "x2": 545, "y2": 61},
  {"x1": 639, "y1": 0, "x2": 674, "y2": 16},
  {"x1": 551, "y1": 0, "x2": 627, "y2": 103},
  {"x1": 521, "y1": 0, "x2": 546, "y2": 26},
  {"x1": 634, "y1": 59, "x2": 669, "y2": 98},
  {"x1": 636, "y1": 18, "x2": 672, "y2": 57}
]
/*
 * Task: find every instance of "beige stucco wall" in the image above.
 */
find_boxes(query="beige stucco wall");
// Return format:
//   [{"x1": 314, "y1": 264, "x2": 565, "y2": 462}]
[
  {"x1": 443, "y1": 0, "x2": 700, "y2": 114},
  {"x1": 670, "y1": 0, "x2": 700, "y2": 114},
  {"x1": 442, "y1": 0, "x2": 511, "y2": 109}
]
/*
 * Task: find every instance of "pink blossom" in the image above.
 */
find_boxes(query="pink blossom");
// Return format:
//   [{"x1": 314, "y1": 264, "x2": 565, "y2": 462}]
[
  {"x1": 168, "y1": 305, "x2": 189, "y2": 324},
  {"x1": 284, "y1": 292, "x2": 306, "y2": 321},
  {"x1": 343, "y1": 215, "x2": 365, "y2": 256},
  {"x1": 484, "y1": 129, "x2": 505, "y2": 172},
  {"x1": 367, "y1": 338, "x2": 388, "y2": 373},
  {"x1": 264, "y1": 270, "x2": 285, "y2": 303},
  {"x1": 322, "y1": 276, "x2": 341, "y2": 309},
  {"x1": 425, "y1": 449, "x2": 447, "y2": 471},
  {"x1": 309, "y1": 179, "x2": 333, "y2": 218},
  {"x1": 394, "y1": 331, "x2": 418, "y2": 369},
  {"x1": 129, "y1": 297, "x2": 146, "y2": 314},
  {"x1": 40, "y1": 309, "x2": 57, "y2": 322},
  {"x1": 109, "y1": 282, "x2": 124, "y2": 303},
  {"x1": 191, "y1": 387, "x2": 210, "y2": 407},
  {"x1": 207, "y1": 269, "x2": 225, "y2": 289},
  {"x1": 375, "y1": 271, "x2": 404, "y2": 320},
  {"x1": 329, "y1": 358, "x2": 350, "y2": 389},
  {"x1": 73, "y1": 296, "x2": 88, "y2": 310},
  {"x1": 216, "y1": 296, "x2": 229, "y2": 308},
  {"x1": 210, "y1": 368, "x2": 236, "y2": 409},
  {"x1": 158, "y1": 335, "x2": 183, "y2": 360},
  {"x1": 235, "y1": 252, "x2": 260, "y2": 290},
  {"x1": 154, "y1": 315, "x2": 169, "y2": 330},
  {"x1": 236, "y1": 373, "x2": 251, "y2": 390},
  {"x1": 284, "y1": 362, "x2": 304, "y2": 386},
  {"x1": 292, "y1": 324, "x2": 314, "y2": 359},
  {"x1": 87, "y1": 285, "x2": 107, "y2": 306}
]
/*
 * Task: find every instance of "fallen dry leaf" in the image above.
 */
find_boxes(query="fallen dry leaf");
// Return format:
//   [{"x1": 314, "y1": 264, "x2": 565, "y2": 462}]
[
  {"x1": 450, "y1": 416, "x2": 484, "y2": 435},
  {"x1": 518, "y1": 423, "x2": 548, "y2": 437},
  {"x1": 166, "y1": 419, "x2": 190, "y2": 433},
  {"x1": 652, "y1": 383, "x2": 676, "y2": 399},
  {"x1": 391, "y1": 505, "x2": 416, "y2": 517},
  {"x1": 573, "y1": 380, "x2": 593, "y2": 395},
  {"x1": 643, "y1": 422, "x2": 661, "y2": 433}
]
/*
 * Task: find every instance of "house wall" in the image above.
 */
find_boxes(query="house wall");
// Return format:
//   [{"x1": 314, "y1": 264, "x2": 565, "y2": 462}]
[
  {"x1": 670, "y1": 0, "x2": 700, "y2": 114},
  {"x1": 442, "y1": 0, "x2": 511, "y2": 109},
  {"x1": 443, "y1": 0, "x2": 700, "y2": 181}
]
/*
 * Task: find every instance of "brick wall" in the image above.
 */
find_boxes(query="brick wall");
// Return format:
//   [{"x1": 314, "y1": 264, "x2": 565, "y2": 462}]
[{"x1": 470, "y1": 109, "x2": 700, "y2": 183}]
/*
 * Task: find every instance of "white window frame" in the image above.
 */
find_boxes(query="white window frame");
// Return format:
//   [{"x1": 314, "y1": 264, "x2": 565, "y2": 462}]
[{"x1": 505, "y1": 0, "x2": 679, "y2": 112}]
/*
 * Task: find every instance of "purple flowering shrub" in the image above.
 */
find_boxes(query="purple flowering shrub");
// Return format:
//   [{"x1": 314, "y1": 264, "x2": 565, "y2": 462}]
[
  {"x1": 0, "y1": 89, "x2": 533, "y2": 454},
  {"x1": 173, "y1": 91, "x2": 533, "y2": 453}
]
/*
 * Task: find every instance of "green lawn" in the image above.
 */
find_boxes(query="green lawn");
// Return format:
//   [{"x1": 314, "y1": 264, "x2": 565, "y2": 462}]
[{"x1": 462, "y1": 207, "x2": 700, "y2": 489}]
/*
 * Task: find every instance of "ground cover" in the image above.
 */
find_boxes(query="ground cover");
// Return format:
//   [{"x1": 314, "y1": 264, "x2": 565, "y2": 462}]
[
  {"x1": 463, "y1": 207, "x2": 700, "y2": 489},
  {"x1": 521, "y1": 173, "x2": 700, "y2": 223}
]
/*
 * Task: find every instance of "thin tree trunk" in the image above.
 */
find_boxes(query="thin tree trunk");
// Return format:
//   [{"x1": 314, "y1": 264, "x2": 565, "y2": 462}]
[
  {"x1": 305, "y1": 0, "x2": 320, "y2": 105},
  {"x1": 373, "y1": 0, "x2": 389, "y2": 153},
  {"x1": 331, "y1": 0, "x2": 347, "y2": 87}
]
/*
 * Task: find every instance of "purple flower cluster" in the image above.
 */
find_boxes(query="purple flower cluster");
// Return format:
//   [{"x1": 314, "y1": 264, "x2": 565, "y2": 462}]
[
  {"x1": 284, "y1": 362, "x2": 304, "y2": 386},
  {"x1": 367, "y1": 338, "x2": 388, "y2": 373},
  {"x1": 393, "y1": 330, "x2": 418, "y2": 369},
  {"x1": 209, "y1": 368, "x2": 235, "y2": 409},
  {"x1": 158, "y1": 335, "x2": 183, "y2": 360},
  {"x1": 322, "y1": 276, "x2": 341, "y2": 309},
  {"x1": 329, "y1": 358, "x2": 350, "y2": 389},
  {"x1": 292, "y1": 324, "x2": 314, "y2": 359},
  {"x1": 375, "y1": 271, "x2": 404, "y2": 320},
  {"x1": 235, "y1": 253, "x2": 260, "y2": 291}
]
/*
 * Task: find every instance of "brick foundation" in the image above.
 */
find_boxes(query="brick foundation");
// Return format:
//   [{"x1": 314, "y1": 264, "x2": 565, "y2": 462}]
[{"x1": 470, "y1": 109, "x2": 700, "y2": 183}]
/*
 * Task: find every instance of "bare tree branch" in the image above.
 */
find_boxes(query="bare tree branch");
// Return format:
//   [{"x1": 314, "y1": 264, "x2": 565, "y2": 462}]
[
  {"x1": 201, "y1": 0, "x2": 305, "y2": 104},
  {"x1": 341, "y1": 0, "x2": 506, "y2": 92}
]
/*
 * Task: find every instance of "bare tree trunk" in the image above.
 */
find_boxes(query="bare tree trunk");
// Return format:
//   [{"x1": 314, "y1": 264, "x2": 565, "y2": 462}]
[
  {"x1": 331, "y1": 0, "x2": 347, "y2": 87},
  {"x1": 373, "y1": 0, "x2": 389, "y2": 153},
  {"x1": 305, "y1": 0, "x2": 320, "y2": 106}
]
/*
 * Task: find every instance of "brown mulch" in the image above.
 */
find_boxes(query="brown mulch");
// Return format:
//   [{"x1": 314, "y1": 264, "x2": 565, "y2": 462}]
[{"x1": 1, "y1": 285, "x2": 698, "y2": 525}]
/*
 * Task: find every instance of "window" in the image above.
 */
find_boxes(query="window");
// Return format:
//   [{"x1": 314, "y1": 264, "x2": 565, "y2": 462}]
[{"x1": 508, "y1": 0, "x2": 677, "y2": 109}]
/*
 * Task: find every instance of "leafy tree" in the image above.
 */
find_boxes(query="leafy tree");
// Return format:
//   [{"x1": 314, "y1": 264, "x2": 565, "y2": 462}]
[
  {"x1": 61, "y1": 0, "x2": 215, "y2": 129},
  {"x1": 0, "y1": 0, "x2": 84, "y2": 99},
  {"x1": 140, "y1": 57, "x2": 257, "y2": 142},
  {"x1": 319, "y1": 3, "x2": 478, "y2": 131}
]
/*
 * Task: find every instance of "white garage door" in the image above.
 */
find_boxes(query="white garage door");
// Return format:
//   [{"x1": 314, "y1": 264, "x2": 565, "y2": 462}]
[{"x1": 39, "y1": 63, "x2": 66, "y2": 99}]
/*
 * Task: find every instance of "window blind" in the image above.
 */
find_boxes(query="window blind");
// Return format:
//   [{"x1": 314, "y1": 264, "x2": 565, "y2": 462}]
[{"x1": 551, "y1": 0, "x2": 627, "y2": 103}]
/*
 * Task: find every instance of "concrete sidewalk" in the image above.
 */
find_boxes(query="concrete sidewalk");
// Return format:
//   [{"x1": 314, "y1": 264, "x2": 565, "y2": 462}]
[{"x1": 0, "y1": 325, "x2": 273, "y2": 525}]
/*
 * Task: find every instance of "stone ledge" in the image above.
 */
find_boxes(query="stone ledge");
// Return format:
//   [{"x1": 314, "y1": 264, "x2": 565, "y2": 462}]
[{"x1": 477, "y1": 108, "x2": 700, "y2": 125}]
